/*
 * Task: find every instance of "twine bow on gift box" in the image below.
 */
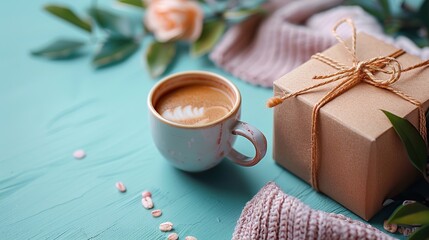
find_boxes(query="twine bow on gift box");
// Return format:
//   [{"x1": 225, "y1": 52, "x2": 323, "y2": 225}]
[{"x1": 267, "y1": 18, "x2": 429, "y2": 191}]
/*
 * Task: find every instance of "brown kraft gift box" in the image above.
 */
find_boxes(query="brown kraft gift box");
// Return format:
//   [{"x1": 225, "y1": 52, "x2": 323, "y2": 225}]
[{"x1": 272, "y1": 32, "x2": 429, "y2": 220}]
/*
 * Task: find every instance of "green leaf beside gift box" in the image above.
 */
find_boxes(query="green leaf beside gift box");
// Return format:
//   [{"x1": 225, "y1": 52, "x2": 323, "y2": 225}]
[
  {"x1": 409, "y1": 224, "x2": 429, "y2": 240},
  {"x1": 382, "y1": 110, "x2": 427, "y2": 175},
  {"x1": 382, "y1": 109, "x2": 429, "y2": 239},
  {"x1": 388, "y1": 202, "x2": 429, "y2": 225},
  {"x1": 387, "y1": 202, "x2": 429, "y2": 240}
]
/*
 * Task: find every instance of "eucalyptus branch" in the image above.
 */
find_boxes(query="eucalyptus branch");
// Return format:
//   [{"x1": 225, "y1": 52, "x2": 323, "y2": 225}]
[{"x1": 32, "y1": 0, "x2": 254, "y2": 76}]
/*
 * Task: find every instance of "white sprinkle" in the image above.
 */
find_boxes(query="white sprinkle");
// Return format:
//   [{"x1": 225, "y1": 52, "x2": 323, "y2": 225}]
[
  {"x1": 403, "y1": 227, "x2": 412, "y2": 236},
  {"x1": 151, "y1": 209, "x2": 162, "y2": 217},
  {"x1": 142, "y1": 190, "x2": 152, "y2": 198},
  {"x1": 402, "y1": 200, "x2": 416, "y2": 206},
  {"x1": 159, "y1": 221, "x2": 173, "y2": 232},
  {"x1": 185, "y1": 236, "x2": 197, "y2": 240},
  {"x1": 142, "y1": 196, "x2": 154, "y2": 209},
  {"x1": 383, "y1": 220, "x2": 397, "y2": 233},
  {"x1": 216, "y1": 217, "x2": 220, "y2": 223},
  {"x1": 73, "y1": 149, "x2": 86, "y2": 159},
  {"x1": 167, "y1": 232, "x2": 178, "y2": 240},
  {"x1": 382, "y1": 199, "x2": 394, "y2": 207},
  {"x1": 115, "y1": 182, "x2": 126, "y2": 192}
]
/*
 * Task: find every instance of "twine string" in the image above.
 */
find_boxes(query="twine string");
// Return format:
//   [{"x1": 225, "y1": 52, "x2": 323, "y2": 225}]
[{"x1": 267, "y1": 18, "x2": 429, "y2": 191}]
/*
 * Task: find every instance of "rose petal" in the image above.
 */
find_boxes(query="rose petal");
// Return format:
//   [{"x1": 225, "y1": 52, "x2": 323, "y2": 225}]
[{"x1": 145, "y1": 0, "x2": 203, "y2": 42}]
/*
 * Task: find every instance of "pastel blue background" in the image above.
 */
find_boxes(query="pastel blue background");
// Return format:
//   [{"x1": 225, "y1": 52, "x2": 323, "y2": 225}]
[{"x1": 0, "y1": 0, "x2": 403, "y2": 239}]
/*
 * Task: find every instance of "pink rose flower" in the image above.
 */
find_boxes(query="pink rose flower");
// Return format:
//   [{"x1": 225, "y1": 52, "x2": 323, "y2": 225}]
[{"x1": 145, "y1": 0, "x2": 204, "y2": 42}]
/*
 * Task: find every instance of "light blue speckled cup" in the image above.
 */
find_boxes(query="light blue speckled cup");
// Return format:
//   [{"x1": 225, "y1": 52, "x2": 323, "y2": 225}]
[{"x1": 148, "y1": 71, "x2": 267, "y2": 172}]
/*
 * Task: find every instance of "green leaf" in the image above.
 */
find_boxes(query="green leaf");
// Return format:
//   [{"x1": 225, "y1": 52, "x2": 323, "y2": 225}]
[
  {"x1": 378, "y1": 0, "x2": 391, "y2": 17},
  {"x1": 387, "y1": 202, "x2": 429, "y2": 225},
  {"x1": 223, "y1": 7, "x2": 266, "y2": 20},
  {"x1": 382, "y1": 110, "x2": 427, "y2": 174},
  {"x1": 401, "y1": 2, "x2": 418, "y2": 13},
  {"x1": 384, "y1": 19, "x2": 401, "y2": 35},
  {"x1": 146, "y1": 41, "x2": 176, "y2": 78},
  {"x1": 191, "y1": 19, "x2": 225, "y2": 57},
  {"x1": 409, "y1": 224, "x2": 429, "y2": 240},
  {"x1": 31, "y1": 39, "x2": 86, "y2": 59},
  {"x1": 117, "y1": 0, "x2": 146, "y2": 8},
  {"x1": 88, "y1": 7, "x2": 134, "y2": 37},
  {"x1": 419, "y1": 0, "x2": 429, "y2": 29},
  {"x1": 92, "y1": 38, "x2": 139, "y2": 68},
  {"x1": 44, "y1": 4, "x2": 92, "y2": 33}
]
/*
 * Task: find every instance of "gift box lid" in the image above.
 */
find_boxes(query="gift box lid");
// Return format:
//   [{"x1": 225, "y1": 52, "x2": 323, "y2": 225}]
[{"x1": 274, "y1": 33, "x2": 429, "y2": 141}]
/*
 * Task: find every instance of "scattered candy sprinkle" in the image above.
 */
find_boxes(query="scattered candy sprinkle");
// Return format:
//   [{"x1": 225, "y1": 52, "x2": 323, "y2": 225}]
[
  {"x1": 383, "y1": 220, "x2": 397, "y2": 233},
  {"x1": 151, "y1": 209, "x2": 162, "y2": 217},
  {"x1": 402, "y1": 200, "x2": 416, "y2": 206},
  {"x1": 167, "y1": 232, "x2": 178, "y2": 240},
  {"x1": 115, "y1": 182, "x2": 126, "y2": 192},
  {"x1": 142, "y1": 196, "x2": 154, "y2": 209},
  {"x1": 136, "y1": 188, "x2": 196, "y2": 238},
  {"x1": 73, "y1": 149, "x2": 86, "y2": 159},
  {"x1": 159, "y1": 222, "x2": 173, "y2": 232},
  {"x1": 402, "y1": 227, "x2": 412, "y2": 236},
  {"x1": 142, "y1": 190, "x2": 152, "y2": 198}
]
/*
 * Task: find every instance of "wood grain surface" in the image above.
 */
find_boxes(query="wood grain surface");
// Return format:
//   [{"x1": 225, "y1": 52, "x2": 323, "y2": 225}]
[{"x1": 0, "y1": 0, "x2": 399, "y2": 239}]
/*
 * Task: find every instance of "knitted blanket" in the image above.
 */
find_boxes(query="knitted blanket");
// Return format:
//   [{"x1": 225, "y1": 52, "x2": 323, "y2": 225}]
[
  {"x1": 210, "y1": 0, "x2": 429, "y2": 87},
  {"x1": 232, "y1": 182, "x2": 395, "y2": 240}
]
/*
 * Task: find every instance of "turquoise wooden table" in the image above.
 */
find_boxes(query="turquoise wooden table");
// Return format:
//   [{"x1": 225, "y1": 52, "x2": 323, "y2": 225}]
[{"x1": 0, "y1": 0, "x2": 399, "y2": 239}]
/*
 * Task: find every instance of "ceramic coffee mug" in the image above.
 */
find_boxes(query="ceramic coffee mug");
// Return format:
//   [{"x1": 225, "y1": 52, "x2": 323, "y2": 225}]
[{"x1": 148, "y1": 71, "x2": 267, "y2": 172}]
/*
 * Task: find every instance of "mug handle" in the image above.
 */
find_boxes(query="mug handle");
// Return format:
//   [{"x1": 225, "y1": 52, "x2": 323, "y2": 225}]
[{"x1": 227, "y1": 121, "x2": 267, "y2": 166}]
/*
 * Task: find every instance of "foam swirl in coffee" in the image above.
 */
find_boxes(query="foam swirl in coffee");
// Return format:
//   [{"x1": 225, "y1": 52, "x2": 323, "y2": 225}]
[{"x1": 155, "y1": 84, "x2": 234, "y2": 126}]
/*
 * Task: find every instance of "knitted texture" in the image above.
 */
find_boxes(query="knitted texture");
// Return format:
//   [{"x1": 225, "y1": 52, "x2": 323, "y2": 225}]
[
  {"x1": 232, "y1": 183, "x2": 395, "y2": 240},
  {"x1": 210, "y1": 0, "x2": 340, "y2": 87},
  {"x1": 210, "y1": 0, "x2": 429, "y2": 87}
]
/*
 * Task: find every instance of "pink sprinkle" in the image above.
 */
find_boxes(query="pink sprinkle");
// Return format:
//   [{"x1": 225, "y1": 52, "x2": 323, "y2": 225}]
[
  {"x1": 73, "y1": 149, "x2": 86, "y2": 159},
  {"x1": 142, "y1": 196, "x2": 154, "y2": 209},
  {"x1": 115, "y1": 182, "x2": 126, "y2": 192},
  {"x1": 151, "y1": 209, "x2": 162, "y2": 217},
  {"x1": 167, "y1": 233, "x2": 178, "y2": 240},
  {"x1": 159, "y1": 222, "x2": 173, "y2": 232},
  {"x1": 142, "y1": 190, "x2": 152, "y2": 198}
]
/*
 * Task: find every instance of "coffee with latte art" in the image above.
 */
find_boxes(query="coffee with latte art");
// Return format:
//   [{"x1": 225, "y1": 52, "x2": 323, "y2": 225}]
[{"x1": 155, "y1": 84, "x2": 234, "y2": 126}]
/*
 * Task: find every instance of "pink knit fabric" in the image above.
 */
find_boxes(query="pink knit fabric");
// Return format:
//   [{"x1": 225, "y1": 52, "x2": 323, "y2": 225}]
[
  {"x1": 210, "y1": 0, "x2": 429, "y2": 87},
  {"x1": 232, "y1": 183, "x2": 394, "y2": 240},
  {"x1": 210, "y1": 0, "x2": 341, "y2": 87}
]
